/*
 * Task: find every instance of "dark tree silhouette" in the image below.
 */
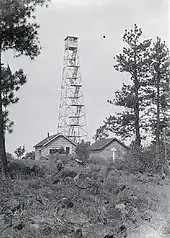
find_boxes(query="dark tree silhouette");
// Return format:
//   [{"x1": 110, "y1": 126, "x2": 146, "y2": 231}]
[{"x1": 0, "y1": 0, "x2": 50, "y2": 176}]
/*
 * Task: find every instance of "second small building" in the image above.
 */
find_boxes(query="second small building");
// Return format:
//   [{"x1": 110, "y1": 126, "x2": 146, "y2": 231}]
[{"x1": 89, "y1": 138, "x2": 128, "y2": 161}]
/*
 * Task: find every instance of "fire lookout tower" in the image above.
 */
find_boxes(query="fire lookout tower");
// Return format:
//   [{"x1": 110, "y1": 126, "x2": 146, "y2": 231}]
[{"x1": 57, "y1": 36, "x2": 87, "y2": 143}]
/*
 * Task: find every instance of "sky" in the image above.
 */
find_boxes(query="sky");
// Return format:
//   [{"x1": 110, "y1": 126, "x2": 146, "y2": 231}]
[{"x1": 3, "y1": 0, "x2": 169, "y2": 153}]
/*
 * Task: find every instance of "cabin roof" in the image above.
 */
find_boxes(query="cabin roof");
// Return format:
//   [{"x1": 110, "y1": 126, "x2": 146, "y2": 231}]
[
  {"x1": 34, "y1": 133, "x2": 77, "y2": 148},
  {"x1": 89, "y1": 138, "x2": 128, "y2": 151}
]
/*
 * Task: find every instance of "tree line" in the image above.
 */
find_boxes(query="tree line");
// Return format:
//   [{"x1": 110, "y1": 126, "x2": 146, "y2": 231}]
[{"x1": 95, "y1": 24, "x2": 169, "y2": 162}]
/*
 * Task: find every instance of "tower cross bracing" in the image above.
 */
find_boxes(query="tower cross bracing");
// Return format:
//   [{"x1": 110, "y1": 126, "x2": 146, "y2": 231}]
[{"x1": 57, "y1": 36, "x2": 87, "y2": 143}]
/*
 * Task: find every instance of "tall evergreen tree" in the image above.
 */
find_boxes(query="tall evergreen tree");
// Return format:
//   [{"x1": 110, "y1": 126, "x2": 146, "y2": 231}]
[
  {"x1": 147, "y1": 37, "x2": 169, "y2": 160},
  {"x1": 99, "y1": 25, "x2": 151, "y2": 146},
  {"x1": 0, "y1": 0, "x2": 50, "y2": 176},
  {"x1": 1, "y1": 64, "x2": 26, "y2": 133},
  {"x1": 93, "y1": 126, "x2": 109, "y2": 141}
]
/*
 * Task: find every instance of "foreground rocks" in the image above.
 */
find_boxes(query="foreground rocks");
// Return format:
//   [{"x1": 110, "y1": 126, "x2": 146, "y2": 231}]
[{"x1": 0, "y1": 156, "x2": 169, "y2": 237}]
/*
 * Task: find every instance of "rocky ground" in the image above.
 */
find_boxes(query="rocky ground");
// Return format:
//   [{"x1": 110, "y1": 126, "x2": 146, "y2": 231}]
[{"x1": 0, "y1": 155, "x2": 169, "y2": 238}]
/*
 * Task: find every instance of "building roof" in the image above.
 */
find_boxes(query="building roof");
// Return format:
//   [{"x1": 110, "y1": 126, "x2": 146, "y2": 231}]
[
  {"x1": 64, "y1": 36, "x2": 78, "y2": 41},
  {"x1": 34, "y1": 133, "x2": 77, "y2": 148},
  {"x1": 89, "y1": 138, "x2": 128, "y2": 151}
]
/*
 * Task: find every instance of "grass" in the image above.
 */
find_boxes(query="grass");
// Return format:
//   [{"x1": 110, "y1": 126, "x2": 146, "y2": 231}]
[{"x1": 0, "y1": 154, "x2": 169, "y2": 237}]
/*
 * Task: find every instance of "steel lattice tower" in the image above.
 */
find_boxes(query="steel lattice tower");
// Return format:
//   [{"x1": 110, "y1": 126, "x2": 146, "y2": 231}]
[{"x1": 57, "y1": 36, "x2": 87, "y2": 143}]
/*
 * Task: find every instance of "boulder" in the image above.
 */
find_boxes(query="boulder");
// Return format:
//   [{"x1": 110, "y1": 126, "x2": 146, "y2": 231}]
[
  {"x1": 115, "y1": 203, "x2": 126, "y2": 210},
  {"x1": 65, "y1": 210, "x2": 89, "y2": 225}
]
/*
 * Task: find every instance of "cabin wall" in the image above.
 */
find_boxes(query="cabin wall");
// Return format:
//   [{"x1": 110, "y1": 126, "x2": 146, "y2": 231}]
[
  {"x1": 90, "y1": 140, "x2": 127, "y2": 161},
  {"x1": 35, "y1": 136, "x2": 76, "y2": 160}
]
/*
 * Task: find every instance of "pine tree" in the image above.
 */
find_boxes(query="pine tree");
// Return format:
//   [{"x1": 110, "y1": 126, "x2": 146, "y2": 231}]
[
  {"x1": 1, "y1": 64, "x2": 26, "y2": 133},
  {"x1": 0, "y1": 0, "x2": 50, "y2": 176},
  {"x1": 100, "y1": 25, "x2": 151, "y2": 146},
  {"x1": 147, "y1": 37, "x2": 169, "y2": 162},
  {"x1": 93, "y1": 126, "x2": 109, "y2": 141}
]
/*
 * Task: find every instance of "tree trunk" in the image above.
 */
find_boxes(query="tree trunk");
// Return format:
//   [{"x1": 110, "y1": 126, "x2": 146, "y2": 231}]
[
  {"x1": 134, "y1": 51, "x2": 141, "y2": 147},
  {"x1": 0, "y1": 46, "x2": 8, "y2": 176},
  {"x1": 156, "y1": 70, "x2": 161, "y2": 169},
  {"x1": 134, "y1": 86, "x2": 141, "y2": 147}
]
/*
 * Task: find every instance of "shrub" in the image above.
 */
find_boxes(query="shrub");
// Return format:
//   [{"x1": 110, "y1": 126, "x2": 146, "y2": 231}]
[
  {"x1": 7, "y1": 160, "x2": 45, "y2": 179},
  {"x1": 75, "y1": 140, "x2": 90, "y2": 162},
  {"x1": 23, "y1": 151, "x2": 35, "y2": 160},
  {"x1": 88, "y1": 155, "x2": 107, "y2": 166},
  {"x1": 114, "y1": 145, "x2": 169, "y2": 175},
  {"x1": 6, "y1": 152, "x2": 15, "y2": 161}
]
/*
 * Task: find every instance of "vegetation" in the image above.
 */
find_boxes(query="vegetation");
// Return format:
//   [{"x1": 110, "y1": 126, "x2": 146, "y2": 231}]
[
  {"x1": 96, "y1": 24, "x2": 169, "y2": 167},
  {"x1": 148, "y1": 38, "x2": 170, "y2": 160},
  {"x1": 0, "y1": 0, "x2": 50, "y2": 176},
  {"x1": 23, "y1": 151, "x2": 35, "y2": 160},
  {"x1": 0, "y1": 3, "x2": 169, "y2": 235},
  {"x1": 103, "y1": 25, "x2": 152, "y2": 146},
  {"x1": 0, "y1": 154, "x2": 169, "y2": 237},
  {"x1": 75, "y1": 140, "x2": 90, "y2": 162},
  {"x1": 14, "y1": 146, "x2": 26, "y2": 160},
  {"x1": 1, "y1": 65, "x2": 27, "y2": 134}
]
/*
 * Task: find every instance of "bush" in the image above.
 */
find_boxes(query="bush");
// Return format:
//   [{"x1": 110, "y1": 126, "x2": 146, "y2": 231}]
[
  {"x1": 114, "y1": 145, "x2": 169, "y2": 175},
  {"x1": 23, "y1": 151, "x2": 35, "y2": 160},
  {"x1": 6, "y1": 152, "x2": 15, "y2": 161},
  {"x1": 75, "y1": 140, "x2": 90, "y2": 162},
  {"x1": 88, "y1": 155, "x2": 107, "y2": 166},
  {"x1": 8, "y1": 160, "x2": 45, "y2": 179}
]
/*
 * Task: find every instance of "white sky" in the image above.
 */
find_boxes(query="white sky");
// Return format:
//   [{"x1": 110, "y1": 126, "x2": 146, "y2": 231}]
[
  {"x1": 3, "y1": 0, "x2": 169, "y2": 153},
  {"x1": 52, "y1": 0, "x2": 109, "y2": 6}
]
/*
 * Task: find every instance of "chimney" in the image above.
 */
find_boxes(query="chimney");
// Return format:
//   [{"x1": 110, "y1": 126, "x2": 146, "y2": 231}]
[{"x1": 47, "y1": 132, "x2": 50, "y2": 138}]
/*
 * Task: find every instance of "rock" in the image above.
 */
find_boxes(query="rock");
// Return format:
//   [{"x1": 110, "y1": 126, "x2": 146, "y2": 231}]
[
  {"x1": 61, "y1": 170, "x2": 77, "y2": 179},
  {"x1": 141, "y1": 210, "x2": 152, "y2": 222},
  {"x1": 66, "y1": 201, "x2": 74, "y2": 209},
  {"x1": 74, "y1": 178, "x2": 92, "y2": 189},
  {"x1": 74, "y1": 228, "x2": 83, "y2": 238},
  {"x1": 142, "y1": 210, "x2": 166, "y2": 229},
  {"x1": 0, "y1": 214, "x2": 8, "y2": 231},
  {"x1": 41, "y1": 224, "x2": 52, "y2": 235},
  {"x1": 115, "y1": 183, "x2": 126, "y2": 194},
  {"x1": 31, "y1": 215, "x2": 55, "y2": 227},
  {"x1": 82, "y1": 223, "x2": 111, "y2": 238},
  {"x1": 116, "y1": 224, "x2": 127, "y2": 235},
  {"x1": 30, "y1": 223, "x2": 40, "y2": 229},
  {"x1": 104, "y1": 235, "x2": 114, "y2": 238},
  {"x1": 65, "y1": 211, "x2": 89, "y2": 225},
  {"x1": 57, "y1": 222, "x2": 75, "y2": 235},
  {"x1": 5, "y1": 199, "x2": 24, "y2": 214},
  {"x1": 13, "y1": 221, "x2": 25, "y2": 230},
  {"x1": 61, "y1": 198, "x2": 74, "y2": 209},
  {"x1": 104, "y1": 200, "x2": 109, "y2": 204},
  {"x1": 115, "y1": 203, "x2": 126, "y2": 210},
  {"x1": 125, "y1": 205, "x2": 139, "y2": 224},
  {"x1": 75, "y1": 158, "x2": 84, "y2": 164},
  {"x1": 53, "y1": 178, "x2": 60, "y2": 184}
]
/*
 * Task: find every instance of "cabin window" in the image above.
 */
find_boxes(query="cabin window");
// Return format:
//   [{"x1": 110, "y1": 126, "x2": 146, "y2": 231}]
[
  {"x1": 49, "y1": 147, "x2": 66, "y2": 155},
  {"x1": 49, "y1": 149, "x2": 59, "y2": 155},
  {"x1": 66, "y1": 147, "x2": 70, "y2": 154}
]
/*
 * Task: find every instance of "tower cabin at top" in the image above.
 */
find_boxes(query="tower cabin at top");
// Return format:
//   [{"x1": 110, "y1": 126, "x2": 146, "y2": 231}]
[{"x1": 65, "y1": 36, "x2": 78, "y2": 50}]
